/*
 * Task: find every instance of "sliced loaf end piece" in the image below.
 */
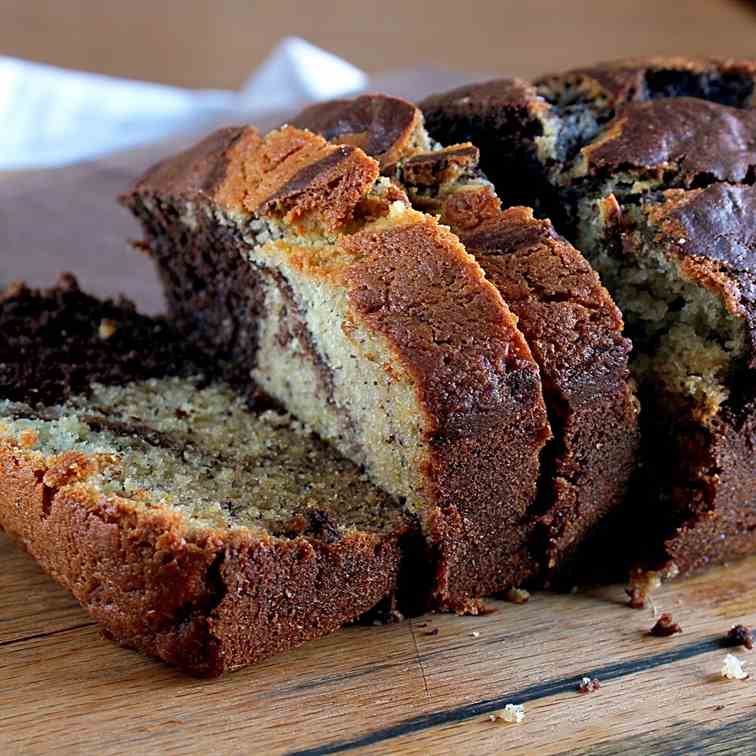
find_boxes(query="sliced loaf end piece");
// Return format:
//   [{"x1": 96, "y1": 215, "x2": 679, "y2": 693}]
[
  {"x1": 0, "y1": 279, "x2": 409, "y2": 674},
  {"x1": 581, "y1": 183, "x2": 756, "y2": 575}
]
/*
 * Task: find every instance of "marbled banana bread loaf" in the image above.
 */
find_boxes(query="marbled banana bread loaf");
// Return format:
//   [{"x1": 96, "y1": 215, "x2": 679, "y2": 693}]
[
  {"x1": 121, "y1": 126, "x2": 552, "y2": 611},
  {"x1": 292, "y1": 94, "x2": 640, "y2": 582}
]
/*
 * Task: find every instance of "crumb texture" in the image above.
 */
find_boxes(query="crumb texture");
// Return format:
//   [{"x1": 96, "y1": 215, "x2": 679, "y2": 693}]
[{"x1": 2, "y1": 377, "x2": 403, "y2": 535}]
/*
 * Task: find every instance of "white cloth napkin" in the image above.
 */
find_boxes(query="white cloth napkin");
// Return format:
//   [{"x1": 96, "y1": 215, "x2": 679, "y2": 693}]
[{"x1": 0, "y1": 37, "x2": 368, "y2": 170}]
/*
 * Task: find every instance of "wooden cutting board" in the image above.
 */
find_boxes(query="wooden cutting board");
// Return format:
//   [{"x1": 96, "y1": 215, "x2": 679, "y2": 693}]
[
  {"x1": 3, "y1": 532, "x2": 756, "y2": 755},
  {"x1": 3, "y1": 75, "x2": 756, "y2": 755}
]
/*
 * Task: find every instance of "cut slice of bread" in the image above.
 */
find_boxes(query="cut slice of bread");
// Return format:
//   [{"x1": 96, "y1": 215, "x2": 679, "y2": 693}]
[
  {"x1": 121, "y1": 127, "x2": 552, "y2": 611},
  {"x1": 293, "y1": 94, "x2": 640, "y2": 583},
  {"x1": 584, "y1": 184, "x2": 756, "y2": 575},
  {"x1": 0, "y1": 277, "x2": 409, "y2": 675},
  {"x1": 421, "y1": 57, "x2": 756, "y2": 580}
]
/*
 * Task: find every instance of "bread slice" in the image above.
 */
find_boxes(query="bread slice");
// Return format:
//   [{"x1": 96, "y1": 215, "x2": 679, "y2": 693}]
[
  {"x1": 121, "y1": 126, "x2": 551, "y2": 611},
  {"x1": 584, "y1": 184, "x2": 756, "y2": 575},
  {"x1": 0, "y1": 277, "x2": 409, "y2": 675},
  {"x1": 292, "y1": 94, "x2": 640, "y2": 582},
  {"x1": 421, "y1": 57, "x2": 756, "y2": 579}
]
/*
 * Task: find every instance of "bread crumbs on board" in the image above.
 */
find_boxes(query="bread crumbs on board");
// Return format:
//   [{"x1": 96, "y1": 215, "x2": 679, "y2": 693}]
[
  {"x1": 489, "y1": 704, "x2": 525, "y2": 724},
  {"x1": 578, "y1": 677, "x2": 601, "y2": 694},
  {"x1": 725, "y1": 625, "x2": 753, "y2": 650},
  {"x1": 720, "y1": 654, "x2": 749, "y2": 680}
]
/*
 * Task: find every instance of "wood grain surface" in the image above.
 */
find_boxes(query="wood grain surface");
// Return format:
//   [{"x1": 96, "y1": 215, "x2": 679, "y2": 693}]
[
  {"x1": 2, "y1": 0, "x2": 756, "y2": 88},
  {"x1": 3, "y1": 68, "x2": 756, "y2": 755},
  {"x1": 3, "y1": 530, "x2": 756, "y2": 755}
]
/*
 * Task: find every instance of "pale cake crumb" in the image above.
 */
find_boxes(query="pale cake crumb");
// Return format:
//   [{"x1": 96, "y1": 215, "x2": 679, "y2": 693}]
[
  {"x1": 470, "y1": 631, "x2": 480, "y2": 638},
  {"x1": 489, "y1": 704, "x2": 525, "y2": 724},
  {"x1": 720, "y1": 654, "x2": 749, "y2": 680}
]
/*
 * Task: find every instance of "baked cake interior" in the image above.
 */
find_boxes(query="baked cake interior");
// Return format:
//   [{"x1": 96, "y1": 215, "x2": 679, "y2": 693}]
[
  {"x1": 132, "y1": 192, "x2": 434, "y2": 513},
  {"x1": 0, "y1": 278, "x2": 405, "y2": 542},
  {"x1": 580, "y1": 204, "x2": 747, "y2": 421},
  {"x1": 0, "y1": 378, "x2": 402, "y2": 538}
]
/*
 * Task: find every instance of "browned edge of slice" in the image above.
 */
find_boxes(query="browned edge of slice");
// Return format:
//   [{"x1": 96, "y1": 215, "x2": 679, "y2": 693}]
[
  {"x1": 456, "y1": 207, "x2": 639, "y2": 581},
  {"x1": 0, "y1": 444, "x2": 403, "y2": 676}
]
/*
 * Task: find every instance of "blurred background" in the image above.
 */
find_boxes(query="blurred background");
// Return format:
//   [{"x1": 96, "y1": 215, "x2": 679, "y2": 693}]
[
  {"x1": 3, "y1": 0, "x2": 756, "y2": 88},
  {"x1": 2, "y1": 0, "x2": 755, "y2": 308}
]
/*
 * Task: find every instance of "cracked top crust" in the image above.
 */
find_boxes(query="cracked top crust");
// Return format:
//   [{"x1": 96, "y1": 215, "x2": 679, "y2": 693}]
[
  {"x1": 575, "y1": 98, "x2": 756, "y2": 184},
  {"x1": 537, "y1": 57, "x2": 756, "y2": 109}
]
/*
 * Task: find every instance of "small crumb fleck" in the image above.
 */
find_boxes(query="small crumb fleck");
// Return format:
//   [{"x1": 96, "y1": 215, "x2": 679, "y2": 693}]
[
  {"x1": 470, "y1": 631, "x2": 480, "y2": 638},
  {"x1": 720, "y1": 653, "x2": 749, "y2": 680},
  {"x1": 714, "y1": 704, "x2": 725, "y2": 711},
  {"x1": 726, "y1": 625, "x2": 753, "y2": 650},
  {"x1": 489, "y1": 704, "x2": 525, "y2": 724},
  {"x1": 626, "y1": 569, "x2": 662, "y2": 609},
  {"x1": 678, "y1": 238, "x2": 687, "y2": 244},
  {"x1": 425, "y1": 628, "x2": 439, "y2": 637},
  {"x1": 649, "y1": 613, "x2": 683, "y2": 637},
  {"x1": 505, "y1": 587, "x2": 530, "y2": 604},
  {"x1": 98, "y1": 318, "x2": 118, "y2": 340},
  {"x1": 577, "y1": 676, "x2": 600, "y2": 694}
]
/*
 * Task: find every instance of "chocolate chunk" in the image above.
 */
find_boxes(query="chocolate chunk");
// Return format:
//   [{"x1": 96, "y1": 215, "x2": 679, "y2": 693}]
[
  {"x1": 726, "y1": 624, "x2": 754, "y2": 650},
  {"x1": 649, "y1": 613, "x2": 683, "y2": 637}
]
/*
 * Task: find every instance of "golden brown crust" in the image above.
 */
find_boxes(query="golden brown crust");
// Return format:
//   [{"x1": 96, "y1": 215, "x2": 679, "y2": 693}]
[
  {"x1": 0, "y1": 439, "x2": 402, "y2": 676},
  {"x1": 439, "y1": 184, "x2": 502, "y2": 230},
  {"x1": 215, "y1": 128, "x2": 380, "y2": 230},
  {"x1": 131, "y1": 126, "x2": 381, "y2": 233},
  {"x1": 290, "y1": 94, "x2": 423, "y2": 168}
]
